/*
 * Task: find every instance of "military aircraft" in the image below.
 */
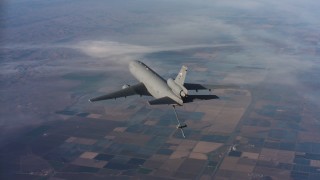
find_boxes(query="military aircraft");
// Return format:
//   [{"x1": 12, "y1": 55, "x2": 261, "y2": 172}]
[{"x1": 90, "y1": 60, "x2": 235, "y2": 137}]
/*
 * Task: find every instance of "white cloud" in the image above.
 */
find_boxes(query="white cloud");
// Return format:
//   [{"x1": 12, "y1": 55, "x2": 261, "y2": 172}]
[{"x1": 73, "y1": 41, "x2": 153, "y2": 58}]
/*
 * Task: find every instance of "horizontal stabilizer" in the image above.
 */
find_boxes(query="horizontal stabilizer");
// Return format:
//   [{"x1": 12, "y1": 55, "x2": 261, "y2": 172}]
[
  {"x1": 183, "y1": 95, "x2": 219, "y2": 103},
  {"x1": 148, "y1": 97, "x2": 178, "y2": 105},
  {"x1": 184, "y1": 83, "x2": 238, "y2": 90}
]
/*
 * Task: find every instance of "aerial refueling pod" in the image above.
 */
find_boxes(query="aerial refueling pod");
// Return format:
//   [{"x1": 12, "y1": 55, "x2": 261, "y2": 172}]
[{"x1": 167, "y1": 78, "x2": 188, "y2": 98}]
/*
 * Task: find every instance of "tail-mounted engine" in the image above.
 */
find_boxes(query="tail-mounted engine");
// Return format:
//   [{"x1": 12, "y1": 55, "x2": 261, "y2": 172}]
[
  {"x1": 122, "y1": 84, "x2": 130, "y2": 89},
  {"x1": 167, "y1": 78, "x2": 188, "y2": 98}
]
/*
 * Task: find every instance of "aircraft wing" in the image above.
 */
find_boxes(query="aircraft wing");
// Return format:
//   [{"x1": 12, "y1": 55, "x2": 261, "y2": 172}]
[
  {"x1": 89, "y1": 83, "x2": 151, "y2": 102},
  {"x1": 184, "y1": 83, "x2": 238, "y2": 91},
  {"x1": 183, "y1": 95, "x2": 219, "y2": 103}
]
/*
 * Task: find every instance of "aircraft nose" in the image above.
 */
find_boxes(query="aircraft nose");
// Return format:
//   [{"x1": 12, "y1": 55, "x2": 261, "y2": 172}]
[
  {"x1": 130, "y1": 60, "x2": 140, "y2": 68},
  {"x1": 129, "y1": 60, "x2": 137, "y2": 66},
  {"x1": 129, "y1": 60, "x2": 138, "y2": 73}
]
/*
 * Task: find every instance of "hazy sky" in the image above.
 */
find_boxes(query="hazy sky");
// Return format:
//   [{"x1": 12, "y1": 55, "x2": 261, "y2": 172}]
[
  {"x1": 2, "y1": 0, "x2": 319, "y2": 84},
  {"x1": 2, "y1": 0, "x2": 319, "y2": 80}
]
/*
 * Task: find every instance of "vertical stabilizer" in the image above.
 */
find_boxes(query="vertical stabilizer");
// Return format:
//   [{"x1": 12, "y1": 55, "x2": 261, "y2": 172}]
[{"x1": 175, "y1": 65, "x2": 187, "y2": 85}]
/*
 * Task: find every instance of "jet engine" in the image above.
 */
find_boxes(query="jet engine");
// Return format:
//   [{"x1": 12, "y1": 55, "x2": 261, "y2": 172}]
[
  {"x1": 167, "y1": 78, "x2": 188, "y2": 98},
  {"x1": 122, "y1": 84, "x2": 130, "y2": 89}
]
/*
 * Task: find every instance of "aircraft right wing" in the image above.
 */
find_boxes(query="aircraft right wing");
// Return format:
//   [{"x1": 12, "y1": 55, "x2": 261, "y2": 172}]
[
  {"x1": 183, "y1": 83, "x2": 238, "y2": 91},
  {"x1": 89, "y1": 83, "x2": 151, "y2": 102}
]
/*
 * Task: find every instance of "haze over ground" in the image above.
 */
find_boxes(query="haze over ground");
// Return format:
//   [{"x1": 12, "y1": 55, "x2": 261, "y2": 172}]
[{"x1": 1, "y1": 0, "x2": 320, "y2": 179}]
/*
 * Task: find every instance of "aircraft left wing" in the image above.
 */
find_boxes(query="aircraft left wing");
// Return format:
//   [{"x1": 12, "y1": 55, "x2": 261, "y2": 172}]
[
  {"x1": 89, "y1": 83, "x2": 151, "y2": 102},
  {"x1": 184, "y1": 83, "x2": 238, "y2": 91}
]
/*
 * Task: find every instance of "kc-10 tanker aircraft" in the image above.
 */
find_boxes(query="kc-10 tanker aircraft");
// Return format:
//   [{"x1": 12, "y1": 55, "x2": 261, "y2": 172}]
[{"x1": 90, "y1": 60, "x2": 235, "y2": 137}]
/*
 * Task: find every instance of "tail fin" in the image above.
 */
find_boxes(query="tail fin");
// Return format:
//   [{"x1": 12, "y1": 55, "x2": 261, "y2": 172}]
[{"x1": 175, "y1": 65, "x2": 187, "y2": 85}]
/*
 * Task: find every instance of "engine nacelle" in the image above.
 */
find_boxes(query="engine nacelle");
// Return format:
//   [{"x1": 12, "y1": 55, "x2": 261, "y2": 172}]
[
  {"x1": 122, "y1": 84, "x2": 130, "y2": 89},
  {"x1": 167, "y1": 78, "x2": 188, "y2": 97}
]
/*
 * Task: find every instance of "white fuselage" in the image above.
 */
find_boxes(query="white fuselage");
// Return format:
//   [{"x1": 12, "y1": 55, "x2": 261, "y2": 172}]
[{"x1": 129, "y1": 60, "x2": 183, "y2": 105}]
